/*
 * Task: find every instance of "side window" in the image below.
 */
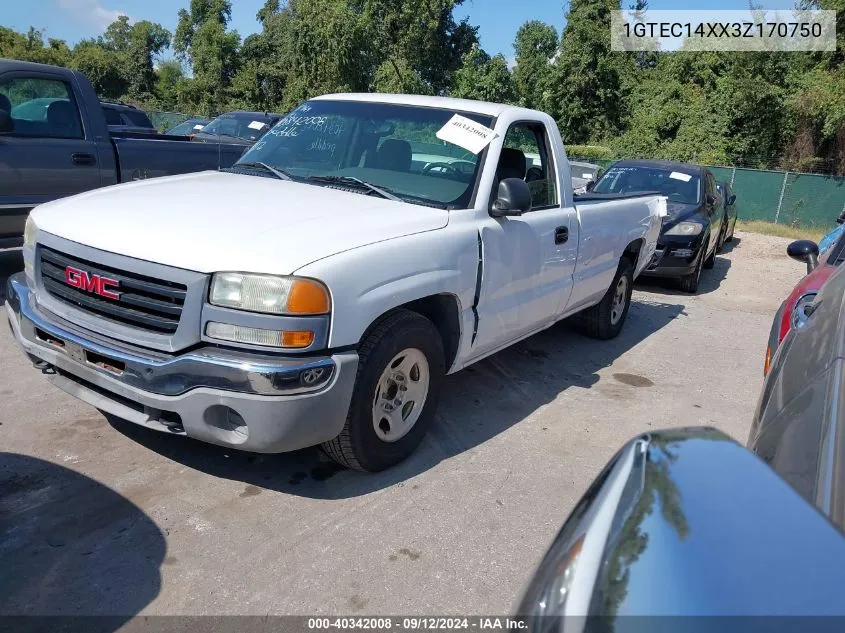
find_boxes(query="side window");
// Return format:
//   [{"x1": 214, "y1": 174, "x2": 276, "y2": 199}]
[
  {"x1": 0, "y1": 77, "x2": 83, "y2": 139},
  {"x1": 102, "y1": 106, "x2": 123, "y2": 125},
  {"x1": 500, "y1": 123, "x2": 558, "y2": 210}
]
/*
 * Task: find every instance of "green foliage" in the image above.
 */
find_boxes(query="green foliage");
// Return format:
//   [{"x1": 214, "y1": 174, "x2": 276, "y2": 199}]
[
  {"x1": 451, "y1": 45, "x2": 516, "y2": 104},
  {"x1": 512, "y1": 20, "x2": 557, "y2": 111},
  {"x1": 546, "y1": 0, "x2": 626, "y2": 144},
  {"x1": 2, "y1": 0, "x2": 844, "y2": 174},
  {"x1": 565, "y1": 144, "x2": 614, "y2": 160}
]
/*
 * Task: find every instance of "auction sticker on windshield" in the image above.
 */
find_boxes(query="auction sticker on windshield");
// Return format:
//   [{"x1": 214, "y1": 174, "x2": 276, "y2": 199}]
[
  {"x1": 436, "y1": 114, "x2": 497, "y2": 154},
  {"x1": 248, "y1": 121, "x2": 268, "y2": 130},
  {"x1": 669, "y1": 171, "x2": 692, "y2": 182}
]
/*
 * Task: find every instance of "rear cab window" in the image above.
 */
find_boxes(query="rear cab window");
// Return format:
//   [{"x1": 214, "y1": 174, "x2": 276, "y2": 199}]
[{"x1": 1, "y1": 76, "x2": 83, "y2": 139}]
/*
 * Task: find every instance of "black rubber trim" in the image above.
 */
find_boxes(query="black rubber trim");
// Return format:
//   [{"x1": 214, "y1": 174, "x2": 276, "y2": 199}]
[{"x1": 471, "y1": 230, "x2": 483, "y2": 345}]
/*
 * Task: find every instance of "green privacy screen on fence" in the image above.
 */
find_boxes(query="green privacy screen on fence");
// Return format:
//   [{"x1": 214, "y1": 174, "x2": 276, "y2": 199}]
[{"x1": 570, "y1": 156, "x2": 845, "y2": 229}]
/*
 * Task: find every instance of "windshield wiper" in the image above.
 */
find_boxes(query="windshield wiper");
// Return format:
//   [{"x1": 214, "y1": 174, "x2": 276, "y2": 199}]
[
  {"x1": 307, "y1": 175, "x2": 401, "y2": 202},
  {"x1": 236, "y1": 162, "x2": 294, "y2": 181}
]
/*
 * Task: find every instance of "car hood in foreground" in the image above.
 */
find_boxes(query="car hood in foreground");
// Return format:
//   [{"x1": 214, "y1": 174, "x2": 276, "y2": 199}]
[{"x1": 31, "y1": 171, "x2": 449, "y2": 275}]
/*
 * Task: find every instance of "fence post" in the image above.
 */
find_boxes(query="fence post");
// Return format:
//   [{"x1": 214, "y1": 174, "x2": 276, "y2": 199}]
[
  {"x1": 774, "y1": 171, "x2": 789, "y2": 224},
  {"x1": 730, "y1": 166, "x2": 736, "y2": 187}
]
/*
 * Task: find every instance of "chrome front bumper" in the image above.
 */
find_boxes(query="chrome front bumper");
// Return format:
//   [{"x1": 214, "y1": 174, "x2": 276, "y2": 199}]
[{"x1": 6, "y1": 273, "x2": 358, "y2": 453}]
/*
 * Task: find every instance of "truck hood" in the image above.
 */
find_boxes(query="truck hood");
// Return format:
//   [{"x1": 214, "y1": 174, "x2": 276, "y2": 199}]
[{"x1": 31, "y1": 171, "x2": 449, "y2": 274}]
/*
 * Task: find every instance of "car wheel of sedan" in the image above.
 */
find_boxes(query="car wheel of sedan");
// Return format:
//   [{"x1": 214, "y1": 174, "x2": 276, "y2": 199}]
[
  {"x1": 321, "y1": 309, "x2": 445, "y2": 472},
  {"x1": 679, "y1": 250, "x2": 704, "y2": 293},
  {"x1": 578, "y1": 257, "x2": 634, "y2": 340}
]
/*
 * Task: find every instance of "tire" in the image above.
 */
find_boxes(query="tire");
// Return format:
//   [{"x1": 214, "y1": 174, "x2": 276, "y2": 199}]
[
  {"x1": 716, "y1": 215, "x2": 728, "y2": 253},
  {"x1": 726, "y1": 217, "x2": 736, "y2": 242},
  {"x1": 703, "y1": 235, "x2": 716, "y2": 269},
  {"x1": 679, "y1": 249, "x2": 703, "y2": 293},
  {"x1": 321, "y1": 309, "x2": 445, "y2": 472},
  {"x1": 578, "y1": 257, "x2": 634, "y2": 340}
]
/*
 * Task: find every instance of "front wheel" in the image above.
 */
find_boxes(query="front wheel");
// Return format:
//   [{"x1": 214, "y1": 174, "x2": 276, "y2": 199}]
[
  {"x1": 578, "y1": 258, "x2": 634, "y2": 340},
  {"x1": 321, "y1": 309, "x2": 445, "y2": 472},
  {"x1": 679, "y1": 250, "x2": 703, "y2": 293}
]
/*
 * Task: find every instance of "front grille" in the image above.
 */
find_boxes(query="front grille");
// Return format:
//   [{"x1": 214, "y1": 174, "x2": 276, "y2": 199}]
[{"x1": 38, "y1": 246, "x2": 187, "y2": 334}]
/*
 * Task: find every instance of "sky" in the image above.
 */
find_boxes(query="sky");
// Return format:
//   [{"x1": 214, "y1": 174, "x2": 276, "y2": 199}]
[{"x1": 4, "y1": 0, "x2": 799, "y2": 62}]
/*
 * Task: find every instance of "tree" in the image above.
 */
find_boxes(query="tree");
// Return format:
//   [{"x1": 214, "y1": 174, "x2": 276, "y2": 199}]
[
  {"x1": 512, "y1": 20, "x2": 558, "y2": 111},
  {"x1": 174, "y1": 0, "x2": 241, "y2": 114},
  {"x1": 450, "y1": 45, "x2": 516, "y2": 104},
  {"x1": 547, "y1": 0, "x2": 626, "y2": 144},
  {"x1": 70, "y1": 40, "x2": 127, "y2": 99}
]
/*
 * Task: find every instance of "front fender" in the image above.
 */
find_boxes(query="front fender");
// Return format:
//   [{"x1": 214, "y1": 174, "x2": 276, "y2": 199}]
[{"x1": 293, "y1": 225, "x2": 479, "y2": 350}]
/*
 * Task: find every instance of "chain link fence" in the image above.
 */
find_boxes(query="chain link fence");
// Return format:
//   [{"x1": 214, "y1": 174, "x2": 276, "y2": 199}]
[{"x1": 571, "y1": 157, "x2": 845, "y2": 229}]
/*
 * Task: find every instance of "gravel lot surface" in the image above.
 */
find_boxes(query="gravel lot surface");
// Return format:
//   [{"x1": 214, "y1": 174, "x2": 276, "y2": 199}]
[{"x1": 0, "y1": 232, "x2": 805, "y2": 616}]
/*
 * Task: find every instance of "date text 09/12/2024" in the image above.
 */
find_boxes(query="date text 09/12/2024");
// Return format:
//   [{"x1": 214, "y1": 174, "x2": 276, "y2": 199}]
[{"x1": 307, "y1": 618, "x2": 528, "y2": 631}]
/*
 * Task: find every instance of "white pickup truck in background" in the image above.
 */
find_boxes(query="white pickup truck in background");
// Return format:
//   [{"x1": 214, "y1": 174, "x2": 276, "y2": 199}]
[{"x1": 7, "y1": 94, "x2": 664, "y2": 472}]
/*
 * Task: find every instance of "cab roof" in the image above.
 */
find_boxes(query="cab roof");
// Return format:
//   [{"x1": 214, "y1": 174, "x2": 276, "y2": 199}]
[{"x1": 312, "y1": 93, "x2": 527, "y2": 118}]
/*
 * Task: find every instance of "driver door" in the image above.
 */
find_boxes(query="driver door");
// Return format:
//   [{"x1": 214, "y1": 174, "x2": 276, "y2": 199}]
[{"x1": 470, "y1": 122, "x2": 578, "y2": 359}]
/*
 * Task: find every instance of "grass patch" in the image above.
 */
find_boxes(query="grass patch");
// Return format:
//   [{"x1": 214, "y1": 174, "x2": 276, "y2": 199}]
[{"x1": 735, "y1": 219, "x2": 827, "y2": 242}]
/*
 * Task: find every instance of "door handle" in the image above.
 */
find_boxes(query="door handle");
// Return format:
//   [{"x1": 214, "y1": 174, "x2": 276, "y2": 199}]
[
  {"x1": 72, "y1": 153, "x2": 96, "y2": 166},
  {"x1": 555, "y1": 226, "x2": 569, "y2": 244}
]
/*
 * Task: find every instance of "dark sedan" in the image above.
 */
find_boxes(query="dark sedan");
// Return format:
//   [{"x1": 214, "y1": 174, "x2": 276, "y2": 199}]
[
  {"x1": 591, "y1": 160, "x2": 725, "y2": 293},
  {"x1": 191, "y1": 111, "x2": 281, "y2": 146},
  {"x1": 165, "y1": 117, "x2": 210, "y2": 137}
]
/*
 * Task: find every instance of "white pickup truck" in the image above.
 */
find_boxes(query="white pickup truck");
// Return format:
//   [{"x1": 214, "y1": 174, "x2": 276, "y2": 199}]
[{"x1": 7, "y1": 94, "x2": 664, "y2": 471}]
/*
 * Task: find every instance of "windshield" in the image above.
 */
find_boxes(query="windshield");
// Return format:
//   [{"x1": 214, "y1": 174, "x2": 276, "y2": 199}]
[
  {"x1": 235, "y1": 100, "x2": 493, "y2": 209},
  {"x1": 200, "y1": 113, "x2": 277, "y2": 141},
  {"x1": 593, "y1": 165, "x2": 701, "y2": 204},
  {"x1": 572, "y1": 165, "x2": 598, "y2": 181}
]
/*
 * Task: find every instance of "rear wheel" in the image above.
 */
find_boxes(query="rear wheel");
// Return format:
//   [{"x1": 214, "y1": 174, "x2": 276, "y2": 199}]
[
  {"x1": 578, "y1": 258, "x2": 634, "y2": 340},
  {"x1": 321, "y1": 310, "x2": 445, "y2": 472},
  {"x1": 726, "y1": 216, "x2": 736, "y2": 242}
]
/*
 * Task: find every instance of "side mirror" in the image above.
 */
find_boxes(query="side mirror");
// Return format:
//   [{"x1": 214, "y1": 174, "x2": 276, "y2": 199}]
[
  {"x1": 787, "y1": 239, "x2": 820, "y2": 274},
  {"x1": 728, "y1": 194, "x2": 737, "y2": 206},
  {"x1": 0, "y1": 108, "x2": 12, "y2": 134},
  {"x1": 585, "y1": 180, "x2": 596, "y2": 192},
  {"x1": 491, "y1": 178, "x2": 532, "y2": 217},
  {"x1": 837, "y1": 211, "x2": 845, "y2": 225},
  {"x1": 515, "y1": 428, "x2": 845, "y2": 624}
]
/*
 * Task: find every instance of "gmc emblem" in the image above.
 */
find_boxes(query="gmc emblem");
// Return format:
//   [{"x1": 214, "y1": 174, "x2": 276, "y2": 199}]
[{"x1": 64, "y1": 266, "x2": 121, "y2": 300}]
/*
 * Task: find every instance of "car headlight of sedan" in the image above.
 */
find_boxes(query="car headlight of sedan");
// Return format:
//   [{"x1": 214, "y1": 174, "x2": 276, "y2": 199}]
[
  {"x1": 209, "y1": 272, "x2": 330, "y2": 316},
  {"x1": 791, "y1": 292, "x2": 817, "y2": 330},
  {"x1": 664, "y1": 221, "x2": 704, "y2": 236}
]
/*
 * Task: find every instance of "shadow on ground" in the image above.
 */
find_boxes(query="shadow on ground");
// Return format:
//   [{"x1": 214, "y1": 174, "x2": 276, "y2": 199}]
[
  {"x1": 636, "y1": 252, "x2": 733, "y2": 296},
  {"x1": 107, "y1": 296, "x2": 686, "y2": 499},
  {"x1": 0, "y1": 453, "x2": 165, "y2": 625},
  {"x1": 0, "y1": 248, "x2": 23, "y2": 304}
]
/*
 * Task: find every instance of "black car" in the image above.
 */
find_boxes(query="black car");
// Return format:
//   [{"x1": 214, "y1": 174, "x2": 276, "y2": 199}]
[
  {"x1": 717, "y1": 180, "x2": 738, "y2": 245},
  {"x1": 191, "y1": 111, "x2": 281, "y2": 146},
  {"x1": 591, "y1": 159, "x2": 725, "y2": 293},
  {"x1": 165, "y1": 117, "x2": 210, "y2": 137}
]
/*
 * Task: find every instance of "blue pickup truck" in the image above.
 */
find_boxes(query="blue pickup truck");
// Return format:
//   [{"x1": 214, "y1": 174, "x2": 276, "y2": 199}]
[{"x1": 0, "y1": 59, "x2": 249, "y2": 248}]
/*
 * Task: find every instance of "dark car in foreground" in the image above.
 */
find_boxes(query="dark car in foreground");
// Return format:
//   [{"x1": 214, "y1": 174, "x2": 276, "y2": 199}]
[
  {"x1": 591, "y1": 159, "x2": 725, "y2": 293},
  {"x1": 749, "y1": 250, "x2": 845, "y2": 518},
  {"x1": 0, "y1": 59, "x2": 248, "y2": 248},
  {"x1": 191, "y1": 110, "x2": 281, "y2": 146},
  {"x1": 516, "y1": 427, "x2": 845, "y2": 628}
]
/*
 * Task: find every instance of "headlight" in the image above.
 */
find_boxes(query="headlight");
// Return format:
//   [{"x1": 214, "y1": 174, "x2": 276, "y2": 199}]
[
  {"x1": 791, "y1": 292, "x2": 817, "y2": 330},
  {"x1": 209, "y1": 273, "x2": 330, "y2": 315},
  {"x1": 23, "y1": 216, "x2": 38, "y2": 248},
  {"x1": 664, "y1": 221, "x2": 704, "y2": 236}
]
